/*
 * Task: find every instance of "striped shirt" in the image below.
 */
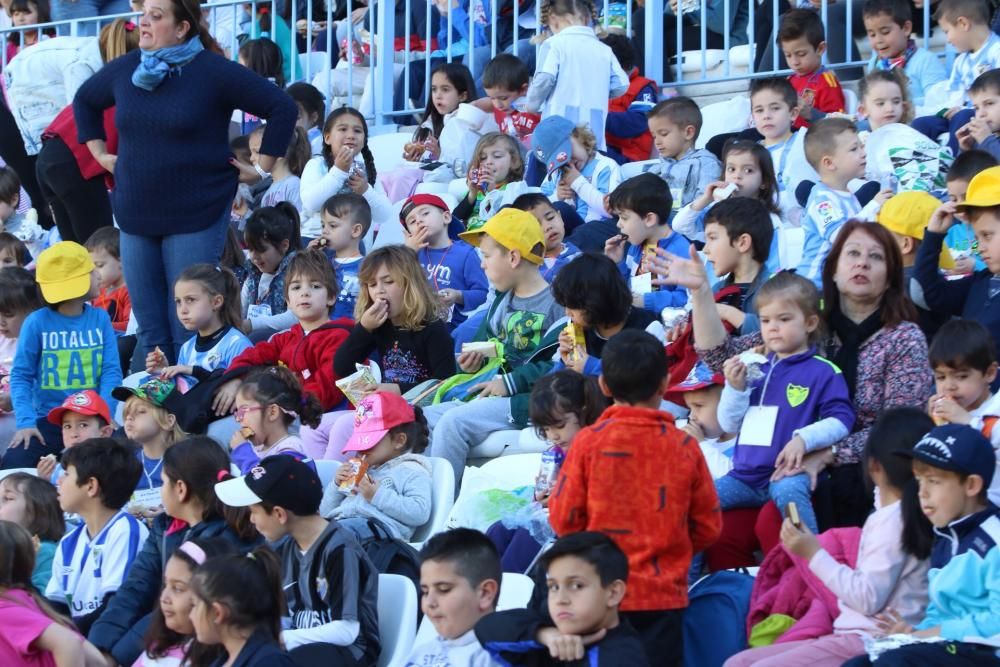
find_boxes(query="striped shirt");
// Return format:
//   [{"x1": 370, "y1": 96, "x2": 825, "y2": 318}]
[
  {"x1": 797, "y1": 183, "x2": 860, "y2": 288},
  {"x1": 947, "y1": 32, "x2": 1000, "y2": 104}
]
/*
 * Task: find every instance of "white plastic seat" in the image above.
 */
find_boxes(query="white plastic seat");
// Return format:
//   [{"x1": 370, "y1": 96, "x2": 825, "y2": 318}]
[
  {"x1": 296, "y1": 51, "x2": 329, "y2": 82},
  {"x1": 409, "y1": 457, "x2": 455, "y2": 545},
  {"x1": 377, "y1": 573, "x2": 419, "y2": 667},
  {"x1": 411, "y1": 571, "x2": 535, "y2": 650},
  {"x1": 843, "y1": 87, "x2": 859, "y2": 115},
  {"x1": 368, "y1": 132, "x2": 415, "y2": 175},
  {"x1": 468, "y1": 429, "x2": 550, "y2": 462},
  {"x1": 314, "y1": 459, "x2": 339, "y2": 490}
]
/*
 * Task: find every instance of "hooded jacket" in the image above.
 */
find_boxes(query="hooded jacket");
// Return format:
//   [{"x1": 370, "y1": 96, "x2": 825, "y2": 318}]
[
  {"x1": 320, "y1": 453, "x2": 433, "y2": 541},
  {"x1": 226, "y1": 318, "x2": 354, "y2": 411}
]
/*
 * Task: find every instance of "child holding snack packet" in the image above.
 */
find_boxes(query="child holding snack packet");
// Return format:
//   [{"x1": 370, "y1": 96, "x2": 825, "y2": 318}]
[
  {"x1": 319, "y1": 392, "x2": 433, "y2": 542},
  {"x1": 228, "y1": 367, "x2": 324, "y2": 473}
]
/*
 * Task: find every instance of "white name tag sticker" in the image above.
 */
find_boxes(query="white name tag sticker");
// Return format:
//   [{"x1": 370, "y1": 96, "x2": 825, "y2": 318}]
[
  {"x1": 632, "y1": 272, "x2": 653, "y2": 295},
  {"x1": 247, "y1": 304, "x2": 272, "y2": 319},
  {"x1": 739, "y1": 405, "x2": 778, "y2": 447},
  {"x1": 129, "y1": 487, "x2": 163, "y2": 511}
]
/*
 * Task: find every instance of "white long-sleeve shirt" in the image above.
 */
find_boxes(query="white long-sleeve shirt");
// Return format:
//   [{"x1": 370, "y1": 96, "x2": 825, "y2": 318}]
[{"x1": 300, "y1": 156, "x2": 394, "y2": 239}]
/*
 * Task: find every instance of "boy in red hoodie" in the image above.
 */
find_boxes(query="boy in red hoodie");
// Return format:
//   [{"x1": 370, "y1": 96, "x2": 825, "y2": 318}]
[
  {"x1": 214, "y1": 249, "x2": 353, "y2": 416},
  {"x1": 549, "y1": 329, "x2": 721, "y2": 666}
]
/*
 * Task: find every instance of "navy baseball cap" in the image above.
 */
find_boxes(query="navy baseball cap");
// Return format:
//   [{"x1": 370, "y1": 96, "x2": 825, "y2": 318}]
[
  {"x1": 215, "y1": 455, "x2": 323, "y2": 516},
  {"x1": 896, "y1": 424, "x2": 996, "y2": 488}
]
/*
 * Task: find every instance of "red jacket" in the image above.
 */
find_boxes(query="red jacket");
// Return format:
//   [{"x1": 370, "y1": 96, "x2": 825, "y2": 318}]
[
  {"x1": 789, "y1": 67, "x2": 845, "y2": 130},
  {"x1": 43, "y1": 104, "x2": 118, "y2": 182},
  {"x1": 606, "y1": 69, "x2": 656, "y2": 162},
  {"x1": 549, "y1": 405, "x2": 721, "y2": 611},
  {"x1": 227, "y1": 318, "x2": 353, "y2": 410}
]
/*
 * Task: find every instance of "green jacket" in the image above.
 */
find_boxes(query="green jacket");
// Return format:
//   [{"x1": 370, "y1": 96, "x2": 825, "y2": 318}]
[{"x1": 471, "y1": 291, "x2": 566, "y2": 427}]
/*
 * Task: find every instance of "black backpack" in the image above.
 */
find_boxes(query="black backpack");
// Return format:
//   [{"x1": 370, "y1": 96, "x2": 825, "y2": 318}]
[{"x1": 359, "y1": 520, "x2": 422, "y2": 622}]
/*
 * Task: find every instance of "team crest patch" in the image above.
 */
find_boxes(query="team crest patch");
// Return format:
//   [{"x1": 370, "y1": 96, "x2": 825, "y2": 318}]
[
  {"x1": 786, "y1": 384, "x2": 809, "y2": 407},
  {"x1": 555, "y1": 151, "x2": 568, "y2": 163},
  {"x1": 316, "y1": 576, "x2": 328, "y2": 599},
  {"x1": 536, "y1": 148, "x2": 545, "y2": 160},
  {"x1": 71, "y1": 392, "x2": 92, "y2": 406},
  {"x1": 250, "y1": 466, "x2": 267, "y2": 480}
]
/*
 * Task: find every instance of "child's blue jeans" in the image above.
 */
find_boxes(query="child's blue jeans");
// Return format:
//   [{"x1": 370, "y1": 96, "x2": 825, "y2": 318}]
[{"x1": 714, "y1": 472, "x2": 818, "y2": 533}]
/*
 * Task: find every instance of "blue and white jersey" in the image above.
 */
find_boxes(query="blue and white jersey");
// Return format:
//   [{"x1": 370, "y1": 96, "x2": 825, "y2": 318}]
[
  {"x1": 332, "y1": 255, "x2": 364, "y2": 321},
  {"x1": 797, "y1": 183, "x2": 861, "y2": 288},
  {"x1": 176, "y1": 325, "x2": 252, "y2": 386},
  {"x1": 45, "y1": 510, "x2": 148, "y2": 622},
  {"x1": 947, "y1": 32, "x2": 1000, "y2": 103}
]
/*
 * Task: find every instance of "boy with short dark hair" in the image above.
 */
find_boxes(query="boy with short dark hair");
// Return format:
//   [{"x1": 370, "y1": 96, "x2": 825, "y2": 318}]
[
  {"x1": 408, "y1": 528, "x2": 501, "y2": 665},
  {"x1": 475, "y1": 531, "x2": 650, "y2": 666},
  {"x1": 513, "y1": 192, "x2": 581, "y2": 283},
  {"x1": 604, "y1": 173, "x2": 691, "y2": 313},
  {"x1": 777, "y1": 9, "x2": 846, "y2": 129},
  {"x1": 749, "y1": 77, "x2": 819, "y2": 211},
  {"x1": 481, "y1": 53, "x2": 540, "y2": 148},
  {"x1": 798, "y1": 117, "x2": 889, "y2": 286},
  {"x1": 401, "y1": 193, "x2": 488, "y2": 327},
  {"x1": 700, "y1": 197, "x2": 773, "y2": 334},
  {"x1": 310, "y1": 192, "x2": 370, "y2": 320},
  {"x1": 425, "y1": 208, "x2": 564, "y2": 486},
  {"x1": 549, "y1": 331, "x2": 721, "y2": 664},
  {"x1": 926, "y1": 319, "x2": 1000, "y2": 504},
  {"x1": 0, "y1": 165, "x2": 46, "y2": 259},
  {"x1": 910, "y1": 0, "x2": 1000, "y2": 154},
  {"x1": 916, "y1": 165, "x2": 1000, "y2": 368},
  {"x1": 45, "y1": 437, "x2": 147, "y2": 634},
  {"x1": 944, "y1": 149, "x2": 997, "y2": 274},
  {"x1": 860, "y1": 424, "x2": 1000, "y2": 666},
  {"x1": 958, "y1": 69, "x2": 1000, "y2": 159},
  {"x1": 215, "y1": 455, "x2": 380, "y2": 666},
  {"x1": 7, "y1": 241, "x2": 121, "y2": 469},
  {"x1": 85, "y1": 227, "x2": 130, "y2": 334},
  {"x1": 601, "y1": 33, "x2": 658, "y2": 164},
  {"x1": 646, "y1": 97, "x2": 721, "y2": 209},
  {"x1": 862, "y1": 0, "x2": 946, "y2": 107}
]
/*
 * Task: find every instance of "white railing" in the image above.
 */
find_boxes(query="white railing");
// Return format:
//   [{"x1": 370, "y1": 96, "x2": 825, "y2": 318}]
[{"x1": 0, "y1": 0, "x2": 944, "y2": 130}]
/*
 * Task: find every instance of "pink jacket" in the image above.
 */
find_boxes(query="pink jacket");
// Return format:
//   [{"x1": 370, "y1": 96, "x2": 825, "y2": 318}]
[{"x1": 748, "y1": 527, "x2": 862, "y2": 643}]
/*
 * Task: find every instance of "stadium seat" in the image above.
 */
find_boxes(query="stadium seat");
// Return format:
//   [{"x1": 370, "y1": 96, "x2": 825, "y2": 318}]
[
  {"x1": 468, "y1": 428, "x2": 549, "y2": 463},
  {"x1": 297, "y1": 51, "x2": 329, "y2": 82},
  {"x1": 314, "y1": 459, "x2": 339, "y2": 490},
  {"x1": 620, "y1": 159, "x2": 660, "y2": 180},
  {"x1": 377, "y1": 573, "x2": 419, "y2": 667},
  {"x1": 409, "y1": 457, "x2": 456, "y2": 545},
  {"x1": 368, "y1": 132, "x2": 415, "y2": 175}
]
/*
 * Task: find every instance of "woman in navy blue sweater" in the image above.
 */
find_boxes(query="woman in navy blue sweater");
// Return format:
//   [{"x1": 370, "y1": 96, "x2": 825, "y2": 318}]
[{"x1": 73, "y1": 0, "x2": 297, "y2": 363}]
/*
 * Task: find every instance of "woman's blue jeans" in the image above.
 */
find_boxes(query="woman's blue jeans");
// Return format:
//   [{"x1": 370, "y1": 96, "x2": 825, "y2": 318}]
[{"x1": 120, "y1": 215, "x2": 229, "y2": 362}]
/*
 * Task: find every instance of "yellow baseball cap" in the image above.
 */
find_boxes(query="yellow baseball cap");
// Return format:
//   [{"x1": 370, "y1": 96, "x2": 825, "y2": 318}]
[
  {"x1": 36, "y1": 241, "x2": 95, "y2": 304},
  {"x1": 459, "y1": 208, "x2": 545, "y2": 265},
  {"x1": 876, "y1": 191, "x2": 954, "y2": 270},
  {"x1": 957, "y1": 165, "x2": 1000, "y2": 210}
]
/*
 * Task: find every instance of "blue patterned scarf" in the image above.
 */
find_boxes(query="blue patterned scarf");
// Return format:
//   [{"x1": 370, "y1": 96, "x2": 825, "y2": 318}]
[{"x1": 131, "y1": 37, "x2": 204, "y2": 91}]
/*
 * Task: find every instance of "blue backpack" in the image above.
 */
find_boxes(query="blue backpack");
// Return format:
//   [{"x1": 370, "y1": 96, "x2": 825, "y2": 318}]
[{"x1": 683, "y1": 571, "x2": 754, "y2": 667}]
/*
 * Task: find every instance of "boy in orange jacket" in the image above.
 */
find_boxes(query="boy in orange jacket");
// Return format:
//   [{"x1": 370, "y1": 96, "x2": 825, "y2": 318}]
[{"x1": 549, "y1": 329, "x2": 721, "y2": 667}]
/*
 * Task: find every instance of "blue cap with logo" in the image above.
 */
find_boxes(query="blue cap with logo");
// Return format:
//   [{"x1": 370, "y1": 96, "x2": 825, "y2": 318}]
[
  {"x1": 895, "y1": 423, "x2": 996, "y2": 487},
  {"x1": 530, "y1": 115, "x2": 576, "y2": 175}
]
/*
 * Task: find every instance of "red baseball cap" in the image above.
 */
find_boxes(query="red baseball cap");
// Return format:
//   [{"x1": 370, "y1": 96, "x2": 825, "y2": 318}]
[
  {"x1": 343, "y1": 392, "x2": 415, "y2": 454},
  {"x1": 400, "y1": 193, "x2": 449, "y2": 225},
  {"x1": 47, "y1": 390, "x2": 113, "y2": 426}
]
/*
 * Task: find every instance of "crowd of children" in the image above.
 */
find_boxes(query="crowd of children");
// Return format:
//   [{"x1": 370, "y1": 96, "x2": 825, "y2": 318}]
[{"x1": 5, "y1": 0, "x2": 1000, "y2": 662}]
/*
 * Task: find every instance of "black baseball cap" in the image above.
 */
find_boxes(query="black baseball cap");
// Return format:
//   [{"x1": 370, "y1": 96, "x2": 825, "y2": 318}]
[
  {"x1": 215, "y1": 455, "x2": 323, "y2": 516},
  {"x1": 895, "y1": 423, "x2": 996, "y2": 488}
]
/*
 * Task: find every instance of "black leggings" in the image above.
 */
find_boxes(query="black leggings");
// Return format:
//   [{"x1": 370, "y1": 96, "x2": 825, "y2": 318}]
[
  {"x1": 35, "y1": 136, "x2": 114, "y2": 244},
  {"x1": 0, "y1": 100, "x2": 53, "y2": 230}
]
